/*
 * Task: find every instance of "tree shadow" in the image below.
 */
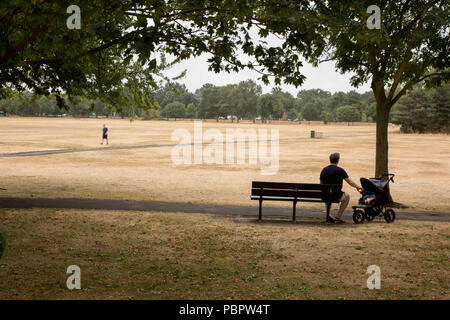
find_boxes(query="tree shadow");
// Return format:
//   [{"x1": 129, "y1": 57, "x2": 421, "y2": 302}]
[{"x1": 232, "y1": 216, "x2": 355, "y2": 228}]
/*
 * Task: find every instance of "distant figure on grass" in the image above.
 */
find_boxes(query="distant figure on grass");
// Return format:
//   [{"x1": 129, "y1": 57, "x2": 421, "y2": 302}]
[
  {"x1": 101, "y1": 124, "x2": 108, "y2": 145},
  {"x1": 320, "y1": 152, "x2": 363, "y2": 223}
]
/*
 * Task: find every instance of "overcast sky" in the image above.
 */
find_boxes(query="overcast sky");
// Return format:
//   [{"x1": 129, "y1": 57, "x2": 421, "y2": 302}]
[
  {"x1": 163, "y1": 55, "x2": 372, "y2": 96},
  {"x1": 156, "y1": 25, "x2": 373, "y2": 96}
]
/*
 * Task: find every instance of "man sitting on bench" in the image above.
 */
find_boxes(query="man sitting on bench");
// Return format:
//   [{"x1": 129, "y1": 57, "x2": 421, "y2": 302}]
[{"x1": 320, "y1": 152, "x2": 363, "y2": 223}]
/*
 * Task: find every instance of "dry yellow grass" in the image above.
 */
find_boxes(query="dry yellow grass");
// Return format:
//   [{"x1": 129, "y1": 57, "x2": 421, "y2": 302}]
[
  {"x1": 0, "y1": 208, "x2": 448, "y2": 299},
  {"x1": 0, "y1": 117, "x2": 449, "y2": 212}
]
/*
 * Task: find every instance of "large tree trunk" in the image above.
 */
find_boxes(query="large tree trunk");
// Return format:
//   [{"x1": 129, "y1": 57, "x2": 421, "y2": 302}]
[
  {"x1": 375, "y1": 103, "x2": 389, "y2": 177},
  {"x1": 375, "y1": 101, "x2": 393, "y2": 204}
]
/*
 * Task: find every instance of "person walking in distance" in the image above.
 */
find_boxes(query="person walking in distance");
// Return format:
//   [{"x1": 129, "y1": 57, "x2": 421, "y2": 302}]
[{"x1": 101, "y1": 124, "x2": 108, "y2": 145}]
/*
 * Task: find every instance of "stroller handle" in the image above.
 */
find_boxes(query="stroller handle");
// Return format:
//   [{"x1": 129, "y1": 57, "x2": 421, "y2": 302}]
[{"x1": 374, "y1": 173, "x2": 395, "y2": 183}]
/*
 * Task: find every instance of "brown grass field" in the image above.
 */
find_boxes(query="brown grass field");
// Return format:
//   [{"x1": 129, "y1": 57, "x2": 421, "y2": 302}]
[
  {"x1": 0, "y1": 117, "x2": 449, "y2": 299},
  {"x1": 0, "y1": 117, "x2": 449, "y2": 212},
  {"x1": 0, "y1": 208, "x2": 448, "y2": 299}
]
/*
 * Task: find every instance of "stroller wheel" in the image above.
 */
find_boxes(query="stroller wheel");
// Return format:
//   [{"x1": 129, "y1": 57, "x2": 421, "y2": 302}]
[
  {"x1": 353, "y1": 209, "x2": 365, "y2": 224},
  {"x1": 384, "y1": 209, "x2": 396, "y2": 223}
]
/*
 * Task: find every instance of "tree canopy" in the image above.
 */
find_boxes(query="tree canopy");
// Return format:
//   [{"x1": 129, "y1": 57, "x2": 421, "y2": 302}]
[
  {"x1": 336, "y1": 105, "x2": 360, "y2": 124},
  {"x1": 0, "y1": 0, "x2": 310, "y2": 110}
]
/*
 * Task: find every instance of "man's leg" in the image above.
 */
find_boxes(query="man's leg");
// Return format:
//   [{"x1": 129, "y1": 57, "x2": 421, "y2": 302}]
[{"x1": 335, "y1": 192, "x2": 350, "y2": 219}]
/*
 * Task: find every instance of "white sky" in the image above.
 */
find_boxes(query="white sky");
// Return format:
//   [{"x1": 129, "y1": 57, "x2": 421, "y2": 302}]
[
  {"x1": 163, "y1": 55, "x2": 372, "y2": 96},
  {"x1": 154, "y1": 24, "x2": 373, "y2": 96}
]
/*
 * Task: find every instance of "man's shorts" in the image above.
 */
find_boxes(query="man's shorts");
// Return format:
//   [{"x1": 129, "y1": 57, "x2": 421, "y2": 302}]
[
  {"x1": 340, "y1": 192, "x2": 349, "y2": 201},
  {"x1": 102, "y1": 135, "x2": 108, "y2": 139}
]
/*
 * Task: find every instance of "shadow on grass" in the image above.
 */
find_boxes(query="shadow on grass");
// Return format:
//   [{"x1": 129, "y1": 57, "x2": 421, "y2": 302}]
[{"x1": 231, "y1": 216, "x2": 356, "y2": 228}]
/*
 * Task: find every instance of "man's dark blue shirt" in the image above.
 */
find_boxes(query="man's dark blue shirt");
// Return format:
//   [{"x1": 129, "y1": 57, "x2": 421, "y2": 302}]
[{"x1": 320, "y1": 165, "x2": 349, "y2": 187}]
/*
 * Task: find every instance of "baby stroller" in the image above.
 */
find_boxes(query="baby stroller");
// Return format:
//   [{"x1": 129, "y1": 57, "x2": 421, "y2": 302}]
[{"x1": 352, "y1": 174, "x2": 396, "y2": 224}]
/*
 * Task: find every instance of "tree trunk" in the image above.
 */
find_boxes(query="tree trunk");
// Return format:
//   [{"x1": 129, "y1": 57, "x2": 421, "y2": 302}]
[{"x1": 375, "y1": 101, "x2": 393, "y2": 204}]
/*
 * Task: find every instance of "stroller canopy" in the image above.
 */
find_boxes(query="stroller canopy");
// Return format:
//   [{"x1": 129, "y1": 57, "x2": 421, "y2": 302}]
[{"x1": 360, "y1": 178, "x2": 390, "y2": 194}]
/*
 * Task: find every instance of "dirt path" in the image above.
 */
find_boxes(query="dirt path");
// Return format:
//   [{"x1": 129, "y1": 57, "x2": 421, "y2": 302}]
[
  {"x1": 0, "y1": 134, "x2": 375, "y2": 158},
  {"x1": 0, "y1": 197, "x2": 448, "y2": 222}
]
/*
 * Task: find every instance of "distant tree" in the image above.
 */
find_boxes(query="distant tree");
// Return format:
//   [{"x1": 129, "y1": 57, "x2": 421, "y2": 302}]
[
  {"x1": 155, "y1": 82, "x2": 196, "y2": 110},
  {"x1": 90, "y1": 99, "x2": 109, "y2": 117},
  {"x1": 195, "y1": 83, "x2": 216, "y2": 98},
  {"x1": 297, "y1": 89, "x2": 331, "y2": 105},
  {"x1": 237, "y1": 80, "x2": 262, "y2": 122},
  {"x1": 344, "y1": 90, "x2": 363, "y2": 108},
  {"x1": 323, "y1": 92, "x2": 347, "y2": 115},
  {"x1": 185, "y1": 103, "x2": 197, "y2": 119},
  {"x1": 321, "y1": 111, "x2": 335, "y2": 124},
  {"x1": 430, "y1": 84, "x2": 450, "y2": 132},
  {"x1": 272, "y1": 97, "x2": 285, "y2": 120},
  {"x1": 221, "y1": 84, "x2": 239, "y2": 122},
  {"x1": 336, "y1": 105, "x2": 361, "y2": 125},
  {"x1": 198, "y1": 86, "x2": 221, "y2": 120},
  {"x1": 390, "y1": 86, "x2": 450, "y2": 133},
  {"x1": 287, "y1": 109, "x2": 298, "y2": 120},
  {"x1": 302, "y1": 102, "x2": 321, "y2": 121},
  {"x1": 161, "y1": 101, "x2": 185, "y2": 120},
  {"x1": 363, "y1": 103, "x2": 377, "y2": 123},
  {"x1": 257, "y1": 94, "x2": 281, "y2": 122},
  {"x1": 273, "y1": 88, "x2": 296, "y2": 112},
  {"x1": 142, "y1": 103, "x2": 160, "y2": 120}
]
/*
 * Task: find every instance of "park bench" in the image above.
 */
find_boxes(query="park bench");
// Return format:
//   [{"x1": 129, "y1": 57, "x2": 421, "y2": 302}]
[{"x1": 250, "y1": 181, "x2": 342, "y2": 222}]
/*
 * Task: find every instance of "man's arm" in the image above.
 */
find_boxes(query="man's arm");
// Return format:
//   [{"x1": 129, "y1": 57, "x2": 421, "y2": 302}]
[{"x1": 344, "y1": 178, "x2": 363, "y2": 191}]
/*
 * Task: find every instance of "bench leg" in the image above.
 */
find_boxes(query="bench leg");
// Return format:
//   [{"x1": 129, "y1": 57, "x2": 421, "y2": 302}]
[
  {"x1": 258, "y1": 200, "x2": 262, "y2": 221},
  {"x1": 292, "y1": 201, "x2": 297, "y2": 222},
  {"x1": 326, "y1": 202, "x2": 331, "y2": 222}
]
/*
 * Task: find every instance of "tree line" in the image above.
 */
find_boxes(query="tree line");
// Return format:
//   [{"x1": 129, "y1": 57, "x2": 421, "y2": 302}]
[
  {"x1": 0, "y1": 81, "x2": 375, "y2": 123},
  {"x1": 1, "y1": 81, "x2": 448, "y2": 133},
  {"x1": 156, "y1": 80, "x2": 375, "y2": 123}
]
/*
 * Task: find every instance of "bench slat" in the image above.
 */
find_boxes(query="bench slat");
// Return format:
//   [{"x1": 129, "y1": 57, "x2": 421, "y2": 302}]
[
  {"x1": 252, "y1": 181, "x2": 340, "y2": 192},
  {"x1": 252, "y1": 181, "x2": 299, "y2": 189},
  {"x1": 250, "y1": 196, "x2": 340, "y2": 203},
  {"x1": 251, "y1": 189, "x2": 333, "y2": 200}
]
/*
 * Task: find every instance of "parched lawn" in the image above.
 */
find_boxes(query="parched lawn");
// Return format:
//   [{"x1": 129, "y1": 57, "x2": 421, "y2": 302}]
[
  {"x1": 1, "y1": 118, "x2": 449, "y2": 213},
  {"x1": 0, "y1": 208, "x2": 448, "y2": 299}
]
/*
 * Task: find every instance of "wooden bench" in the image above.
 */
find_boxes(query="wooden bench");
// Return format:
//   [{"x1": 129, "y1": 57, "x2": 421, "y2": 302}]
[{"x1": 250, "y1": 181, "x2": 342, "y2": 222}]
